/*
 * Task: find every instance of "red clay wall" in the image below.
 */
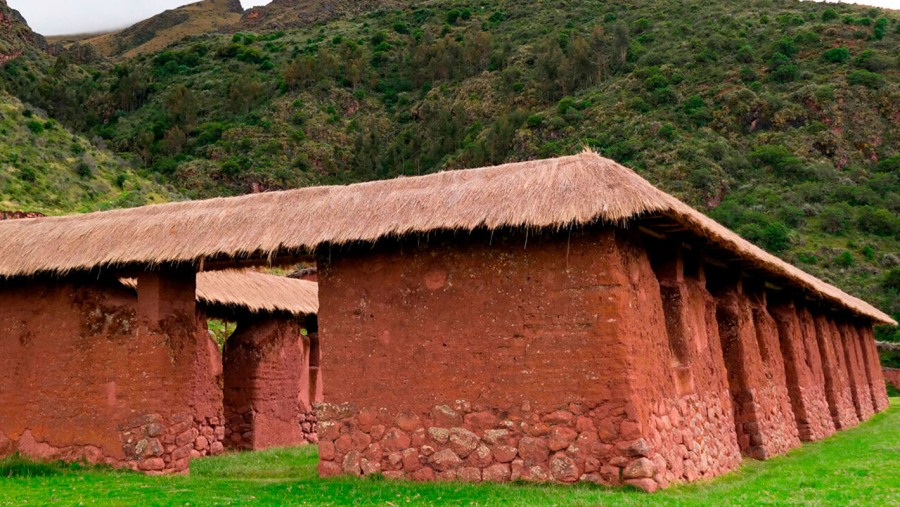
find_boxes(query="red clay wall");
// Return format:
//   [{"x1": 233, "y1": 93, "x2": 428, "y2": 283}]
[
  {"x1": 645, "y1": 249, "x2": 743, "y2": 486},
  {"x1": 813, "y1": 314, "x2": 859, "y2": 430},
  {"x1": 858, "y1": 326, "x2": 890, "y2": 413},
  {"x1": 712, "y1": 282, "x2": 800, "y2": 459},
  {"x1": 223, "y1": 317, "x2": 318, "y2": 449},
  {"x1": 769, "y1": 301, "x2": 836, "y2": 442},
  {"x1": 0, "y1": 270, "x2": 224, "y2": 473},
  {"x1": 315, "y1": 228, "x2": 742, "y2": 491},
  {"x1": 836, "y1": 322, "x2": 875, "y2": 421}
]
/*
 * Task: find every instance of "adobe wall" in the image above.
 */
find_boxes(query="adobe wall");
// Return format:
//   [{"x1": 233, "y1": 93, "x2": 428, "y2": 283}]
[
  {"x1": 858, "y1": 327, "x2": 890, "y2": 413},
  {"x1": 711, "y1": 281, "x2": 800, "y2": 459},
  {"x1": 315, "y1": 227, "x2": 742, "y2": 491},
  {"x1": 813, "y1": 314, "x2": 859, "y2": 429},
  {"x1": 0, "y1": 270, "x2": 224, "y2": 473},
  {"x1": 768, "y1": 302, "x2": 835, "y2": 441},
  {"x1": 836, "y1": 322, "x2": 874, "y2": 421},
  {"x1": 223, "y1": 316, "x2": 319, "y2": 449}
]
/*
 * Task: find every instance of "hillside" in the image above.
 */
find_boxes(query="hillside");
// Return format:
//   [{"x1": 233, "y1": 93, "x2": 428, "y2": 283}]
[
  {"x1": 239, "y1": 0, "x2": 405, "y2": 32},
  {"x1": 70, "y1": 0, "x2": 245, "y2": 60},
  {"x1": 0, "y1": 92, "x2": 174, "y2": 214},
  {"x1": 0, "y1": 0, "x2": 46, "y2": 60},
  {"x1": 0, "y1": 0, "x2": 898, "y2": 334}
]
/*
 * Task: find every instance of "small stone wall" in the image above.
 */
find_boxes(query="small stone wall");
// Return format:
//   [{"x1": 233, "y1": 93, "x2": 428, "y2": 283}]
[
  {"x1": 769, "y1": 302, "x2": 836, "y2": 441},
  {"x1": 884, "y1": 369, "x2": 900, "y2": 391},
  {"x1": 223, "y1": 317, "x2": 318, "y2": 450},
  {"x1": 0, "y1": 270, "x2": 224, "y2": 473}
]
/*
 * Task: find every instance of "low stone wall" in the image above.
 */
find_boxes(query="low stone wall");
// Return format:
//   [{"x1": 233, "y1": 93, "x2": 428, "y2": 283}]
[
  {"x1": 885, "y1": 369, "x2": 900, "y2": 391},
  {"x1": 0, "y1": 270, "x2": 224, "y2": 473}
]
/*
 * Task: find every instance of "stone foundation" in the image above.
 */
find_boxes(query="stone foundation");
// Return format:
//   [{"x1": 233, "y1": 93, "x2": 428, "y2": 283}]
[
  {"x1": 316, "y1": 227, "x2": 748, "y2": 491},
  {"x1": 0, "y1": 270, "x2": 223, "y2": 473},
  {"x1": 769, "y1": 302, "x2": 836, "y2": 441},
  {"x1": 223, "y1": 317, "x2": 319, "y2": 450}
]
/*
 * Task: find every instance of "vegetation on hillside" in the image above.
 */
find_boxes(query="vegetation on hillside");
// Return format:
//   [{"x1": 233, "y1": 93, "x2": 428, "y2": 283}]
[
  {"x1": 0, "y1": 400, "x2": 898, "y2": 505},
  {"x1": 0, "y1": 92, "x2": 174, "y2": 214},
  {"x1": 0, "y1": 0, "x2": 898, "y2": 334}
]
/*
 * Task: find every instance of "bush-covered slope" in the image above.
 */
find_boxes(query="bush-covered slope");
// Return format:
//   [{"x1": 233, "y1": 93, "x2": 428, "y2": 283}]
[
  {"x1": 0, "y1": 92, "x2": 175, "y2": 214},
  {"x1": 1, "y1": 0, "x2": 898, "y2": 333}
]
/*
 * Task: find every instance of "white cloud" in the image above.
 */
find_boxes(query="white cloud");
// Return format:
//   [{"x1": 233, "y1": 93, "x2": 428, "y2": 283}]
[{"x1": 8, "y1": 0, "x2": 273, "y2": 36}]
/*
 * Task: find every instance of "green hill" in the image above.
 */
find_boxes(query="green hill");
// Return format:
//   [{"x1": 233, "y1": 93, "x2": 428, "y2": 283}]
[
  {"x1": 0, "y1": 92, "x2": 175, "y2": 214},
  {"x1": 0, "y1": 0, "x2": 898, "y2": 333}
]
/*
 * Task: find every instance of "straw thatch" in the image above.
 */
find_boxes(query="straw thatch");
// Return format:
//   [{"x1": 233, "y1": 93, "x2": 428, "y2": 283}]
[
  {"x1": 122, "y1": 270, "x2": 318, "y2": 317},
  {"x1": 0, "y1": 151, "x2": 893, "y2": 325}
]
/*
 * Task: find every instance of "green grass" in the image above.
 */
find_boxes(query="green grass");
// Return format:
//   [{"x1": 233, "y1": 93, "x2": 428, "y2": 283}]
[{"x1": 2, "y1": 399, "x2": 898, "y2": 506}]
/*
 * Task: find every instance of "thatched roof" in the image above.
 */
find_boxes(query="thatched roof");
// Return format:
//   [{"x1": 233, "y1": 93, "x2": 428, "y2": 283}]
[
  {"x1": 122, "y1": 270, "x2": 318, "y2": 317},
  {"x1": 0, "y1": 151, "x2": 893, "y2": 325}
]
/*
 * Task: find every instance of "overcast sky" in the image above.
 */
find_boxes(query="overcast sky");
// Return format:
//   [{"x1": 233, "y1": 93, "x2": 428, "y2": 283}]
[
  {"x1": 8, "y1": 0, "x2": 899, "y2": 36},
  {"x1": 8, "y1": 0, "x2": 273, "y2": 36}
]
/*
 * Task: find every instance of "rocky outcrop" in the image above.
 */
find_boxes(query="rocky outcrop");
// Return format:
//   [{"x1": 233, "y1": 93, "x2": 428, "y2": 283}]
[{"x1": 0, "y1": 0, "x2": 47, "y2": 61}]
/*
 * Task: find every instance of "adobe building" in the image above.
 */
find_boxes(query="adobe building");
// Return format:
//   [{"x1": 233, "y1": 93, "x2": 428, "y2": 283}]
[
  {"x1": 196, "y1": 270, "x2": 321, "y2": 450},
  {"x1": 0, "y1": 152, "x2": 893, "y2": 491},
  {"x1": 0, "y1": 268, "x2": 317, "y2": 473}
]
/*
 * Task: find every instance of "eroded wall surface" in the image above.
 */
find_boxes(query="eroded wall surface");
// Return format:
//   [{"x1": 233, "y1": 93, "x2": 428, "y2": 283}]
[
  {"x1": 769, "y1": 302, "x2": 836, "y2": 441},
  {"x1": 315, "y1": 228, "x2": 743, "y2": 491},
  {"x1": 223, "y1": 317, "x2": 318, "y2": 449},
  {"x1": 712, "y1": 283, "x2": 800, "y2": 459},
  {"x1": 0, "y1": 271, "x2": 224, "y2": 473},
  {"x1": 814, "y1": 314, "x2": 860, "y2": 430}
]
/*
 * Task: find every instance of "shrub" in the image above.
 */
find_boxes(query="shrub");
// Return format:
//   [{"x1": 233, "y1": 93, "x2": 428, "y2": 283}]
[
  {"x1": 773, "y1": 37, "x2": 797, "y2": 58},
  {"x1": 749, "y1": 145, "x2": 803, "y2": 176},
  {"x1": 822, "y1": 8, "x2": 838, "y2": 22},
  {"x1": 822, "y1": 47, "x2": 850, "y2": 63},
  {"x1": 848, "y1": 70, "x2": 883, "y2": 89},
  {"x1": 856, "y1": 206, "x2": 898, "y2": 236},
  {"x1": 834, "y1": 251, "x2": 855, "y2": 268},
  {"x1": 884, "y1": 268, "x2": 900, "y2": 292},
  {"x1": 736, "y1": 45, "x2": 755, "y2": 63},
  {"x1": 762, "y1": 222, "x2": 791, "y2": 252},
  {"x1": 26, "y1": 120, "x2": 44, "y2": 134},
  {"x1": 854, "y1": 50, "x2": 889, "y2": 72},
  {"x1": 820, "y1": 204, "x2": 852, "y2": 234}
]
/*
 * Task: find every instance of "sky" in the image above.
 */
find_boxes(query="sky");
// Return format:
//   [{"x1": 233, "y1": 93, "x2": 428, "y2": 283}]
[
  {"x1": 7, "y1": 0, "x2": 273, "y2": 36},
  {"x1": 7, "y1": 0, "x2": 899, "y2": 36}
]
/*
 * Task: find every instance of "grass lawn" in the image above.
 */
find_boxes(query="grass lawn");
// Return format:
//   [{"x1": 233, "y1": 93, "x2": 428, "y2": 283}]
[{"x1": 1, "y1": 399, "x2": 898, "y2": 506}]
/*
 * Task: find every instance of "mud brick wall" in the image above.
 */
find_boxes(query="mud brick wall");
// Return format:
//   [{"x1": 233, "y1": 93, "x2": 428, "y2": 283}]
[
  {"x1": 712, "y1": 282, "x2": 800, "y2": 460},
  {"x1": 859, "y1": 326, "x2": 890, "y2": 413},
  {"x1": 836, "y1": 323, "x2": 874, "y2": 421},
  {"x1": 643, "y1": 248, "x2": 742, "y2": 487},
  {"x1": 812, "y1": 314, "x2": 859, "y2": 430},
  {"x1": 0, "y1": 270, "x2": 224, "y2": 473},
  {"x1": 768, "y1": 302, "x2": 835, "y2": 442},
  {"x1": 223, "y1": 317, "x2": 318, "y2": 449},
  {"x1": 316, "y1": 227, "x2": 743, "y2": 491}
]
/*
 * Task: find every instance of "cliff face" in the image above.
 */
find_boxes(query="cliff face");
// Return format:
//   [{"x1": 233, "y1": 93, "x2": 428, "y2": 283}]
[{"x1": 0, "y1": 0, "x2": 47, "y2": 62}]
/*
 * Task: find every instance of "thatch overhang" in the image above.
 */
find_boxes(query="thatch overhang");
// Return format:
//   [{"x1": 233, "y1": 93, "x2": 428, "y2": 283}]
[
  {"x1": 122, "y1": 270, "x2": 318, "y2": 318},
  {"x1": 0, "y1": 152, "x2": 893, "y2": 325}
]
